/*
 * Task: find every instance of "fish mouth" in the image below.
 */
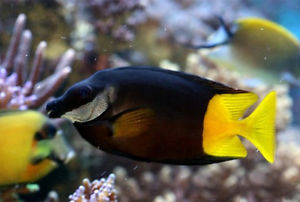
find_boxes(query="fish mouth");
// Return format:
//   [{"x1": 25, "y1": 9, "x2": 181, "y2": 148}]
[
  {"x1": 48, "y1": 150, "x2": 75, "y2": 165},
  {"x1": 50, "y1": 130, "x2": 75, "y2": 164},
  {"x1": 46, "y1": 100, "x2": 65, "y2": 118},
  {"x1": 31, "y1": 150, "x2": 75, "y2": 166},
  {"x1": 47, "y1": 110, "x2": 61, "y2": 119}
]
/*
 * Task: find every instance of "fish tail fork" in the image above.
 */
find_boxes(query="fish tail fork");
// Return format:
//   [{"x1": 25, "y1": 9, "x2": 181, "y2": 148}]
[{"x1": 240, "y1": 91, "x2": 276, "y2": 163}]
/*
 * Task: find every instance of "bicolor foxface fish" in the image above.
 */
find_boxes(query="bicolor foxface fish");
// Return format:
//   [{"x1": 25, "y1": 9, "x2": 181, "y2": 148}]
[{"x1": 46, "y1": 67, "x2": 276, "y2": 165}]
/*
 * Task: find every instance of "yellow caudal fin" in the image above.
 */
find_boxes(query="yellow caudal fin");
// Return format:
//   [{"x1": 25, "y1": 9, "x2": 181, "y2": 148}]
[
  {"x1": 203, "y1": 92, "x2": 258, "y2": 158},
  {"x1": 240, "y1": 91, "x2": 276, "y2": 163}
]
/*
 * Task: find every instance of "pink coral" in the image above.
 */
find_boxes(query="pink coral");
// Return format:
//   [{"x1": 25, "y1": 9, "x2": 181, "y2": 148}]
[{"x1": 0, "y1": 14, "x2": 75, "y2": 110}]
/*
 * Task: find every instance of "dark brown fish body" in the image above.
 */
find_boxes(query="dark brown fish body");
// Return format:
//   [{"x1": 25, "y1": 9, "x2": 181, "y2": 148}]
[{"x1": 46, "y1": 67, "x2": 276, "y2": 165}]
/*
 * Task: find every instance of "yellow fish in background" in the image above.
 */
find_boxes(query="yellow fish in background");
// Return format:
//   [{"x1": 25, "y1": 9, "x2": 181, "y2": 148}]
[
  {"x1": 189, "y1": 17, "x2": 300, "y2": 84},
  {"x1": 0, "y1": 110, "x2": 74, "y2": 186}
]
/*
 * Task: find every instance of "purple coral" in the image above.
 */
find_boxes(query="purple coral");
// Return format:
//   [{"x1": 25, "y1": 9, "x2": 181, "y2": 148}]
[
  {"x1": 69, "y1": 174, "x2": 118, "y2": 202},
  {"x1": 0, "y1": 14, "x2": 75, "y2": 110},
  {"x1": 81, "y1": 0, "x2": 148, "y2": 42}
]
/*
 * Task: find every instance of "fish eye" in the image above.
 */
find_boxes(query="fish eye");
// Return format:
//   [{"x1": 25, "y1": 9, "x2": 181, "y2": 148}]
[
  {"x1": 44, "y1": 123, "x2": 57, "y2": 138},
  {"x1": 79, "y1": 86, "x2": 92, "y2": 100}
]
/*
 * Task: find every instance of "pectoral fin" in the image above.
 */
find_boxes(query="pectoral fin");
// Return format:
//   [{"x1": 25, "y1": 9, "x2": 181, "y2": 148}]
[{"x1": 112, "y1": 108, "x2": 155, "y2": 138}]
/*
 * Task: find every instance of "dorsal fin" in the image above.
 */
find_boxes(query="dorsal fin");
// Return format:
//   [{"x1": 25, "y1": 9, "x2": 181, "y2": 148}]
[
  {"x1": 186, "y1": 75, "x2": 247, "y2": 94},
  {"x1": 156, "y1": 68, "x2": 247, "y2": 94},
  {"x1": 112, "y1": 66, "x2": 248, "y2": 94},
  {"x1": 139, "y1": 67, "x2": 247, "y2": 94}
]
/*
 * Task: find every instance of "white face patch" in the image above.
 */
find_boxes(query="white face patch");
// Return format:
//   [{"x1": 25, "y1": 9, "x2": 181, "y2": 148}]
[{"x1": 62, "y1": 87, "x2": 115, "y2": 123}]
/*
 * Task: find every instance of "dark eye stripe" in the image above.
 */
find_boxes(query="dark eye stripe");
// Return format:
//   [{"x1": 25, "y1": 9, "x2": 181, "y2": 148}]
[
  {"x1": 34, "y1": 123, "x2": 57, "y2": 141},
  {"x1": 44, "y1": 123, "x2": 57, "y2": 138},
  {"x1": 34, "y1": 132, "x2": 45, "y2": 141}
]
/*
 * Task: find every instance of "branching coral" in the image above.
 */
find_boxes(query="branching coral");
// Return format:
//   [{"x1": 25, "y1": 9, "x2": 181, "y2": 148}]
[
  {"x1": 69, "y1": 174, "x2": 118, "y2": 202},
  {"x1": 64, "y1": 0, "x2": 149, "y2": 50},
  {"x1": 0, "y1": 14, "x2": 75, "y2": 110},
  {"x1": 84, "y1": 0, "x2": 148, "y2": 42}
]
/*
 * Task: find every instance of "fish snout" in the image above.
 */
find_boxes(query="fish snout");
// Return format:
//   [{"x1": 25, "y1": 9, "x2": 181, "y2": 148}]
[{"x1": 46, "y1": 99, "x2": 64, "y2": 118}]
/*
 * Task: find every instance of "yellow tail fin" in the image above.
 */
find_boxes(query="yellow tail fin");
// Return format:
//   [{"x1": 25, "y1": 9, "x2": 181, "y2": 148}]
[
  {"x1": 202, "y1": 91, "x2": 276, "y2": 163},
  {"x1": 203, "y1": 92, "x2": 258, "y2": 158},
  {"x1": 240, "y1": 91, "x2": 276, "y2": 163}
]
